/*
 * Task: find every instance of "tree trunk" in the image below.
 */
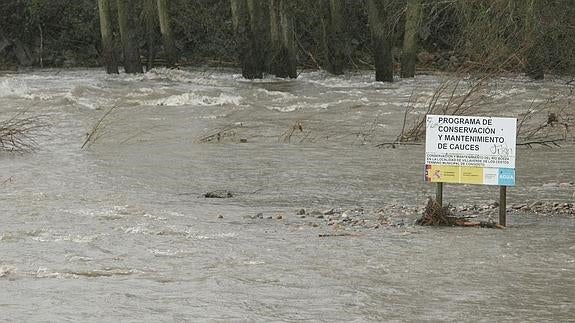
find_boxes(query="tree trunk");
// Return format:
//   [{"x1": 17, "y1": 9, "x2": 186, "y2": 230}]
[
  {"x1": 269, "y1": 0, "x2": 296, "y2": 78},
  {"x1": 524, "y1": 0, "x2": 544, "y2": 80},
  {"x1": 157, "y1": 0, "x2": 177, "y2": 68},
  {"x1": 231, "y1": 0, "x2": 265, "y2": 79},
  {"x1": 400, "y1": 0, "x2": 421, "y2": 78},
  {"x1": 320, "y1": 0, "x2": 345, "y2": 75},
  {"x1": 117, "y1": 0, "x2": 143, "y2": 73},
  {"x1": 144, "y1": 0, "x2": 157, "y2": 71},
  {"x1": 97, "y1": 0, "x2": 118, "y2": 74},
  {"x1": 367, "y1": 0, "x2": 393, "y2": 82}
]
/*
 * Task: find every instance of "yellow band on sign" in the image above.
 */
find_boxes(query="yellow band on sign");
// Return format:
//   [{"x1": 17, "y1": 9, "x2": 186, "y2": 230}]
[
  {"x1": 424, "y1": 165, "x2": 460, "y2": 183},
  {"x1": 460, "y1": 167, "x2": 483, "y2": 185},
  {"x1": 424, "y1": 164, "x2": 515, "y2": 185}
]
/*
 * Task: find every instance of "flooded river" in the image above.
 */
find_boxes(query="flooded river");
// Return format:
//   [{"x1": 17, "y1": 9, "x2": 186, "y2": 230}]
[{"x1": 0, "y1": 68, "x2": 574, "y2": 321}]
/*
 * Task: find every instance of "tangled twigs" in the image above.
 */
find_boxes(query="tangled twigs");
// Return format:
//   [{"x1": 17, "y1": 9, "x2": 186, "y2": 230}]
[
  {"x1": 279, "y1": 120, "x2": 305, "y2": 143},
  {"x1": 417, "y1": 198, "x2": 504, "y2": 228},
  {"x1": 516, "y1": 100, "x2": 574, "y2": 147},
  {"x1": 0, "y1": 112, "x2": 49, "y2": 152},
  {"x1": 416, "y1": 198, "x2": 457, "y2": 226},
  {"x1": 198, "y1": 124, "x2": 242, "y2": 143}
]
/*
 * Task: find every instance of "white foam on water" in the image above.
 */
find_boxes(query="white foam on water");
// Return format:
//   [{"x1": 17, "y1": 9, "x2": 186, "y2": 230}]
[
  {"x1": 299, "y1": 71, "x2": 400, "y2": 89},
  {"x1": 122, "y1": 223, "x2": 154, "y2": 235},
  {"x1": 143, "y1": 67, "x2": 197, "y2": 83},
  {"x1": 145, "y1": 92, "x2": 242, "y2": 107},
  {"x1": 148, "y1": 248, "x2": 188, "y2": 257},
  {"x1": 186, "y1": 232, "x2": 238, "y2": 240},
  {"x1": 138, "y1": 68, "x2": 235, "y2": 87},
  {"x1": 0, "y1": 79, "x2": 52, "y2": 100},
  {"x1": 31, "y1": 232, "x2": 100, "y2": 243},
  {"x1": 35, "y1": 267, "x2": 141, "y2": 279},
  {"x1": 256, "y1": 88, "x2": 297, "y2": 102},
  {"x1": 63, "y1": 84, "x2": 116, "y2": 109},
  {"x1": 492, "y1": 87, "x2": 527, "y2": 99},
  {"x1": 0, "y1": 265, "x2": 16, "y2": 277},
  {"x1": 267, "y1": 102, "x2": 329, "y2": 112}
]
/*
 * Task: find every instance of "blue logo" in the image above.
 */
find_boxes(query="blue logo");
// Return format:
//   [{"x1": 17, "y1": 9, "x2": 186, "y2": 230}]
[{"x1": 498, "y1": 168, "x2": 515, "y2": 186}]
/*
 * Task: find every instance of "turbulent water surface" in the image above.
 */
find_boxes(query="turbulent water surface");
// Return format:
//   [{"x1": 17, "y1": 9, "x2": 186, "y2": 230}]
[{"x1": 0, "y1": 68, "x2": 574, "y2": 322}]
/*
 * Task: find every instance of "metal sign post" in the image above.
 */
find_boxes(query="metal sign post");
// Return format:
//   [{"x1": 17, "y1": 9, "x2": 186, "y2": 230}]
[
  {"x1": 499, "y1": 186, "x2": 507, "y2": 226},
  {"x1": 436, "y1": 182, "x2": 443, "y2": 207}
]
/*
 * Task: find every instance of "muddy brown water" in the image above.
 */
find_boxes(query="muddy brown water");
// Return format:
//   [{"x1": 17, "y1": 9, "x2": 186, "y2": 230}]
[{"x1": 0, "y1": 68, "x2": 574, "y2": 322}]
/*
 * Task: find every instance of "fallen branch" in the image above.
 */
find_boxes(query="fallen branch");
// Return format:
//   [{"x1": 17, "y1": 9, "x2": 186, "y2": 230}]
[{"x1": 318, "y1": 232, "x2": 360, "y2": 238}]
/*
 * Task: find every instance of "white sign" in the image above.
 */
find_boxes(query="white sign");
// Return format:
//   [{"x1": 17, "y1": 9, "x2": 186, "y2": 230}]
[{"x1": 425, "y1": 115, "x2": 517, "y2": 186}]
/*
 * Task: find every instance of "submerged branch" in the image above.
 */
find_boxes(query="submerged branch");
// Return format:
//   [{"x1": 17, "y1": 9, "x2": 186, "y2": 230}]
[{"x1": 81, "y1": 105, "x2": 118, "y2": 149}]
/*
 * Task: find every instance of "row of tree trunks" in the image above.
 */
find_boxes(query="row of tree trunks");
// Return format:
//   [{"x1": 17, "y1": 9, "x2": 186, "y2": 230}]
[
  {"x1": 320, "y1": 0, "x2": 346, "y2": 75},
  {"x1": 367, "y1": 0, "x2": 393, "y2": 82},
  {"x1": 231, "y1": 0, "x2": 296, "y2": 79},
  {"x1": 97, "y1": 0, "x2": 177, "y2": 74}
]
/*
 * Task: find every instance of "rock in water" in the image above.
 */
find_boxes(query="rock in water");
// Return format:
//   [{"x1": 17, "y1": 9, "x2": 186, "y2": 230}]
[{"x1": 204, "y1": 190, "x2": 233, "y2": 198}]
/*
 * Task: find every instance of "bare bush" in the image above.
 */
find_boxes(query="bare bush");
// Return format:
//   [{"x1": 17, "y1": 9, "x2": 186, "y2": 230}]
[
  {"x1": 379, "y1": 75, "x2": 574, "y2": 148},
  {"x1": 0, "y1": 112, "x2": 48, "y2": 152}
]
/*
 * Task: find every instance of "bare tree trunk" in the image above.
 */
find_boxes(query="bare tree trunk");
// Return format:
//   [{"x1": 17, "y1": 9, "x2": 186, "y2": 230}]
[
  {"x1": 248, "y1": 0, "x2": 270, "y2": 73},
  {"x1": 97, "y1": 0, "x2": 118, "y2": 74},
  {"x1": 320, "y1": 0, "x2": 346, "y2": 75},
  {"x1": 524, "y1": 0, "x2": 544, "y2": 79},
  {"x1": 401, "y1": 0, "x2": 421, "y2": 78},
  {"x1": 269, "y1": 0, "x2": 296, "y2": 78},
  {"x1": 231, "y1": 0, "x2": 265, "y2": 79},
  {"x1": 144, "y1": 0, "x2": 157, "y2": 71},
  {"x1": 368, "y1": 0, "x2": 393, "y2": 82},
  {"x1": 117, "y1": 0, "x2": 143, "y2": 73},
  {"x1": 157, "y1": 0, "x2": 177, "y2": 68}
]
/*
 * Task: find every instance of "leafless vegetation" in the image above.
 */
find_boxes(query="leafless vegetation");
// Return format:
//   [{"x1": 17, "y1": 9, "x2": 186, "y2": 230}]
[
  {"x1": 81, "y1": 105, "x2": 118, "y2": 149},
  {"x1": 516, "y1": 91, "x2": 574, "y2": 147},
  {"x1": 0, "y1": 112, "x2": 48, "y2": 152},
  {"x1": 377, "y1": 75, "x2": 493, "y2": 148},
  {"x1": 378, "y1": 74, "x2": 574, "y2": 148},
  {"x1": 197, "y1": 124, "x2": 242, "y2": 143},
  {"x1": 279, "y1": 120, "x2": 308, "y2": 143}
]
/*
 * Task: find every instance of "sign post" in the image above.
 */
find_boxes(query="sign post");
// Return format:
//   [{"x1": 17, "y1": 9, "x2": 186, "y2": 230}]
[
  {"x1": 499, "y1": 186, "x2": 507, "y2": 226},
  {"x1": 424, "y1": 115, "x2": 517, "y2": 226},
  {"x1": 436, "y1": 182, "x2": 443, "y2": 207}
]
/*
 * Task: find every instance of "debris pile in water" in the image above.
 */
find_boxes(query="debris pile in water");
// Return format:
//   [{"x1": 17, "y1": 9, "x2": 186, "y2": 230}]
[
  {"x1": 204, "y1": 190, "x2": 234, "y2": 198},
  {"x1": 416, "y1": 198, "x2": 504, "y2": 228},
  {"x1": 416, "y1": 198, "x2": 458, "y2": 226}
]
